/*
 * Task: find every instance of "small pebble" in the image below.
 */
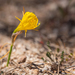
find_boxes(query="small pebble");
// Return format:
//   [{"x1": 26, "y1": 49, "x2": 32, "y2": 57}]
[
  {"x1": 44, "y1": 73, "x2": 48, "y2": 75},
  {"x1": 18, "y1": 55, "x2": 27, "y2": 64},
  {"x1": 1, "y1": 62, "x2": 7, "y2": 68}
]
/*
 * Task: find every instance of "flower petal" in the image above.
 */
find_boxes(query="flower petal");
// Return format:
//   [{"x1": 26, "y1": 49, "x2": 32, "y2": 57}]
[{"x1": 25, "y1": 30, "x2": 27, "y2": 37}]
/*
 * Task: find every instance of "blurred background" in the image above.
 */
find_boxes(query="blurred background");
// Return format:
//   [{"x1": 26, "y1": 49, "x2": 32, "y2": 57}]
[{"x1": 0, "y1": 0, "x2": 75, "y2": 47}]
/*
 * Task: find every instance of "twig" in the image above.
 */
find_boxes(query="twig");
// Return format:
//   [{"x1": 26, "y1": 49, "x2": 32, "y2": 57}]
[
  {"x1": 58, "y1": 62, "x2": 60, "y2": 75},
  {"x1": 12, "y1": 60, "x2": 27, "y2": 74},
  {"x1": 65, "y1": 65, "x2": 75, "y2": 70}
]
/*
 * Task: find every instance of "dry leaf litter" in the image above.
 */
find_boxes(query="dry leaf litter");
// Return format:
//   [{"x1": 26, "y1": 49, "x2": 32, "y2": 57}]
[{"x1": 0, "y1": 34, "x2": 75, "y2": 75}]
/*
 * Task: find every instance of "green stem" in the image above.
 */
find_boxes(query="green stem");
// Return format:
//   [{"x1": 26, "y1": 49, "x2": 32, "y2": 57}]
[
  {"x1": 7, "y1": 44, "x2": 13, "y2": 66},
  {"x1": 6, "y1": 31, "x2": 22, "y2": 66}
]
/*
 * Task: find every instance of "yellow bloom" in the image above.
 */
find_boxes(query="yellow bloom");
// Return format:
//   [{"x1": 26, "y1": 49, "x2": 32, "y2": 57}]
[{"x1": 13, "y1": 9, "x2": 40, "y2": 37}]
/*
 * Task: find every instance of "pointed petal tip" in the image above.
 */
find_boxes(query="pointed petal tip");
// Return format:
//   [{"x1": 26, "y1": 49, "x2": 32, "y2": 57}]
[
  {"x1": 25, "y1": 35, "x2": 26, "y2": 37},
  {"x1": 25, "y1": 30, "x2": 27, "y2": 37}
]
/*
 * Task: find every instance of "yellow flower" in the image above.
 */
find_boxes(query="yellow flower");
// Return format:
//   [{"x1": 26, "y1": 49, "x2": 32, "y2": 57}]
[{"x1": 13, "y1": 8, "x2": 40, "y2": 37}]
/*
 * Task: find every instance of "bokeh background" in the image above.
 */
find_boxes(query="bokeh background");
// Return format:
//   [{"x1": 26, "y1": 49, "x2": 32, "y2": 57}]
[
  {"x1": 0, "y1": 0, "x2": 75, "y2": 74},
  {"x1": 0, "y1": 0, "x2": 75, "y2": 47}
]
